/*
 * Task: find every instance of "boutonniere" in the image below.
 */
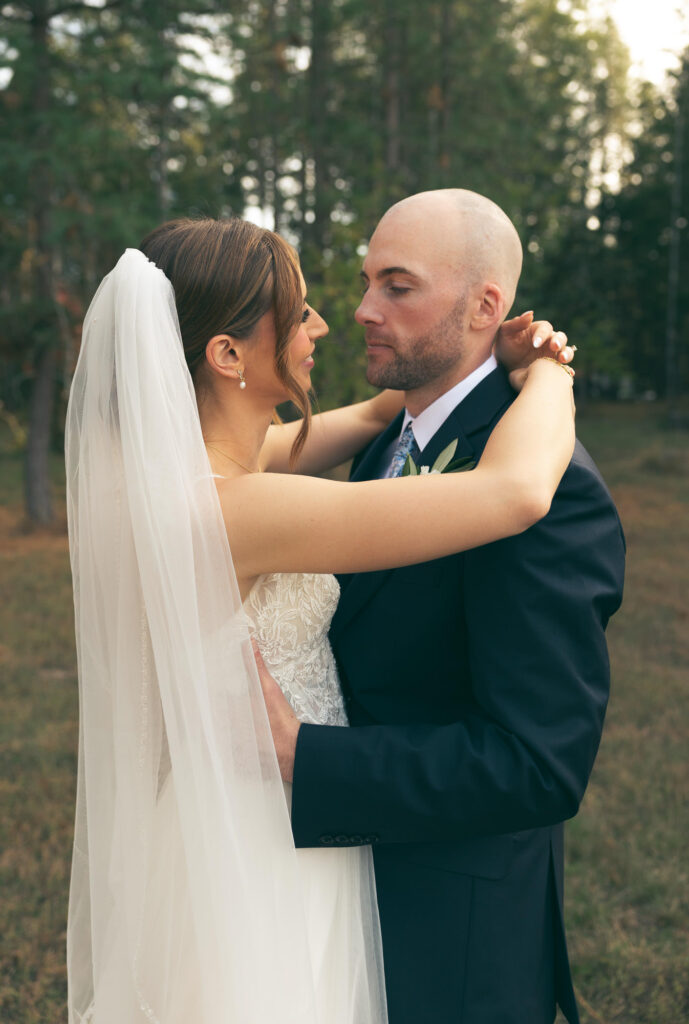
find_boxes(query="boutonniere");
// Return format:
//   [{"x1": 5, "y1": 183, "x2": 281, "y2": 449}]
[{"x1": 402, "y1": 439, "x2": 476, "y2": 476}]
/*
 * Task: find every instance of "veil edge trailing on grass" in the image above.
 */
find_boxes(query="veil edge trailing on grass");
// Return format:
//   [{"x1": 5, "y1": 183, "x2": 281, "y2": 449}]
[{"x1": 64, "y1": 249, "x2": 320, "y2": 1024}]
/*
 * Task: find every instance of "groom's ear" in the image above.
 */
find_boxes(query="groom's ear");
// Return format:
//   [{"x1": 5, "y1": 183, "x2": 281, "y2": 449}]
[{"x1": 469, "y1": 283, "x2": 505, "y2": 332}]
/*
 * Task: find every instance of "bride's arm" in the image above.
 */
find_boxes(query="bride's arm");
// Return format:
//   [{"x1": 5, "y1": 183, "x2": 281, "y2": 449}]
[
  {"x1": 220, "y1": 359, "x2": 575, "y2": 579},
  {"x1": 260, "y1": 389, "x2": 404, "y2": 475}
]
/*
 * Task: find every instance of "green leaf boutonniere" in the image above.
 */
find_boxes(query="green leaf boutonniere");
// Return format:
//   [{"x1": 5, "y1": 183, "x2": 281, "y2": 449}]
[{"x1": 401, "y1": 439, "x2": 476, "y2": 476}]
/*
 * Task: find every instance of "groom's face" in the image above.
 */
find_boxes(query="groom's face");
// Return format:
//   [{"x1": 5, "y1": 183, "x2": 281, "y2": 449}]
[{"x1": 355, "y1": 219, "x2": 471, "y2": 392}]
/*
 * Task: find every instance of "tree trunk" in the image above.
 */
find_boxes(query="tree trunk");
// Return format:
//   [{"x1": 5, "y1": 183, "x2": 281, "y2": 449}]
[
  {"x1": 25, "y1": 346, "x2": 58, "y2": 526},
  {"x1": 665, "y1": 60, "x2": 686, "y2": 420},
  {"x1": 267, "y1": 0, "x2": 283, "y2": 232},
  {"x1": 155, "y1": 102, "x2": 171, "y2": 219},
  {"x1": 438, "y1": 0, "x2": 452, "y2": 183},
  {"x1": 383, "y1": 0, "x2": 402, "y2": 177},
  {"x1": 384, "y1": 0, "x2": 401, "y2": 176},
  {"x1": 25, "y1": 5, "x2": 58, "y2": 527},
  {"x1": 304, "y1": 0, "x2": 330, "y2": 253}
]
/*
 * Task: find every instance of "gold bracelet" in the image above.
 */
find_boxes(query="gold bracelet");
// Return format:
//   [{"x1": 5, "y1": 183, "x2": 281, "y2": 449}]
[{"x1": 541, "y1": 357, "x2": 575, "y2": 379}]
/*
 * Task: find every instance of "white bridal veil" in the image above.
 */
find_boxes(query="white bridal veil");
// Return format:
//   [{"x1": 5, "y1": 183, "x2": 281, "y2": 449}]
[{"x1": 65, "y1": 250, "x2": 323, "y2": 1023}]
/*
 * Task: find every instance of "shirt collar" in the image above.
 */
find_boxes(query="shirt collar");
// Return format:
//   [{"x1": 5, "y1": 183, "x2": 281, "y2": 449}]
[{"x1": 401, "y1": 355, "x2": 498, "y2": 451}]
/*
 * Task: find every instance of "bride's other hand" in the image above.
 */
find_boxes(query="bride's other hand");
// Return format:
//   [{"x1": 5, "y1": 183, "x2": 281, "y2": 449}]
[
  {"x1": 253, "y1": 641, "x2": 300, "y2": 782},
  {"x1": 495, "y1": 311, "x2": 575, "y2": 372}
]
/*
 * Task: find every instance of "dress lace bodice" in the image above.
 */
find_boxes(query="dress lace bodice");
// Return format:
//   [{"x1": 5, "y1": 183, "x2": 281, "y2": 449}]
[{"x1": 244, "y1": 572, "x2": 348, "y2": 727}]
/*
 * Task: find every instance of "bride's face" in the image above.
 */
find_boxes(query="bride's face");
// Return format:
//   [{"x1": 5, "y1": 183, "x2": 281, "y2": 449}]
[
  {"x1": 244, "y1": 276, "x2": 329, "y2": 403},
  {"x1": 292, "y1": 275, "x2": 329, "y2": 385}
]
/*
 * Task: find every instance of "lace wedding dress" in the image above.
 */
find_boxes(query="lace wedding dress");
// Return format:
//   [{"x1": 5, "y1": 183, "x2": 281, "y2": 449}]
[{"x1": 244, "y1": 572, "x2": 387, "y2": 1024}]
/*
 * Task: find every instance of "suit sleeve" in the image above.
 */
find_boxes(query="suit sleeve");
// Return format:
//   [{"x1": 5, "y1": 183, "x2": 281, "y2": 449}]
[{"x1": 290, "y1": 451, "x2": 626, "y2": 846}]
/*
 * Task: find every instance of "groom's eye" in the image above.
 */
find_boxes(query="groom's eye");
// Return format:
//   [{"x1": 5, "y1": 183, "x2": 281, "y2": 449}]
[{"x1": 388, "y1": 285, "x2": 411, "y2": 295}]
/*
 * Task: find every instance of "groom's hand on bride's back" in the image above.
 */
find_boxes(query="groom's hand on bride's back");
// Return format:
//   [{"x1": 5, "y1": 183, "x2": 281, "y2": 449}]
[
  {"x1": 253, "y1": 641, "x2": 300, "y2": 783},
  {"x1": 495, "y1": 311, "x2": 575, "y2": 372}
]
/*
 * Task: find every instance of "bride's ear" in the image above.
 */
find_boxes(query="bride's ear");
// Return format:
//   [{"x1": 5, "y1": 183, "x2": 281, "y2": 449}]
[{"x1": 205, "y1": 333, "x2": 245, "y2": 383}]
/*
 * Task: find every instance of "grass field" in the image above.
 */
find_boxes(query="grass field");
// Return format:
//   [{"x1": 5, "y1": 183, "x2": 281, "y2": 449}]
[{"x1": 1, "y1": 403, "x2": 688, "y2": 1024}]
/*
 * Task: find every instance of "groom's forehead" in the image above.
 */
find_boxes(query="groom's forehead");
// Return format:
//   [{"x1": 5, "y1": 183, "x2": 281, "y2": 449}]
[
  {"x1": 361, "y1": 245, "x2": 456, "y2": 283},
  {"x1": 364, "y1": 225, "x2": 461, "y2": 278}
]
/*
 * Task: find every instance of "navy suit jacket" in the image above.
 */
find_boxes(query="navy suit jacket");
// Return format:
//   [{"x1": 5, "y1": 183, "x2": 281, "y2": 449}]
[{"x1": 292, "y1": 367, "x2": 626, "y2": 1024}]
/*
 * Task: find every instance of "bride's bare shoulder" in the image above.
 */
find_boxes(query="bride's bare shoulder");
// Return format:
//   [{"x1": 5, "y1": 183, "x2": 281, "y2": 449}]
[{"x1": 212, "y1": 471, "x2": 346, "y2": 578}]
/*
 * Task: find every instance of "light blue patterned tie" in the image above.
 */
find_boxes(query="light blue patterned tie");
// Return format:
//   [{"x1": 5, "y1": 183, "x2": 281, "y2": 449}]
[{"x1": 385, "y1": 421, "x2": 420, "y2": 478}]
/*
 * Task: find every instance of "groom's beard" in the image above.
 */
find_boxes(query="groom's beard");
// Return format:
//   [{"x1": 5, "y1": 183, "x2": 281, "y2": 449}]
[{"x1": 365, "y1": 294, "x2": 467, "y2": 391}]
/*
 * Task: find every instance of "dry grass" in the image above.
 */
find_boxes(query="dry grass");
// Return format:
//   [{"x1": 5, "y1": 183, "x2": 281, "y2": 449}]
[
  {"x1": 1, "y1": 403, "x2": 688, "y2": 1023},
  {"x1": 560, "y1": 404, "x2": 689, "y2": 1024},
  {"x1": 0, "y1": 459, "x2": 77, "y2": 1024}
]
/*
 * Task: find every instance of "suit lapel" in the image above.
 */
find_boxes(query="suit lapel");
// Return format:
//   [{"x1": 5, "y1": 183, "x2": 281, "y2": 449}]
[
  {"x1": 332, "y1": 368, "x2": 515, "y2": 640},
  {"x1": 418, "y1": 366, "x2": 514, "y2": 467},
  {"x1": 333, "y1": 411, "x2": 404, "y2": 622},
  {"x1": 350, "y1": 410, "x2": 405, "y2": 483}
]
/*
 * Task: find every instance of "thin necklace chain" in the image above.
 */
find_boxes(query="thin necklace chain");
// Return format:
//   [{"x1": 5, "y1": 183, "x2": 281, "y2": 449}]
[{"x1": 203, "y1": 440, "x2": 261, "y2": 475}]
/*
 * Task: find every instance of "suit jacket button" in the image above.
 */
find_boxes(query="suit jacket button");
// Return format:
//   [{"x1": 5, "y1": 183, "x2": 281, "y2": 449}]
[
  {"x1": 320, "y1": 834, "x2": 334, "y2": 845},
  {"x1": 350, "y1": 834, "x2": 363, "y2": 844},
  {"x1": 335, "y1": 834, "x2": 349, "y2": 844},
  {"x1": 365, "y1": 834, "x2": 379, "y2": 844}
]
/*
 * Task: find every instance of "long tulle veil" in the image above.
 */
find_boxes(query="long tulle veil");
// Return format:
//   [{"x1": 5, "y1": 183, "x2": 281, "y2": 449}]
[{"x1": 65, "y1": 249, "x2": 322, "y2": 1023}]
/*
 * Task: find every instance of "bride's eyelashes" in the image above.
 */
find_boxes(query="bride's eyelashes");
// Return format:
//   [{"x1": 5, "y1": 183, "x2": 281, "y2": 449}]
[{"x1": 302, "y1": 307, "x2": 311, "y2": 322}]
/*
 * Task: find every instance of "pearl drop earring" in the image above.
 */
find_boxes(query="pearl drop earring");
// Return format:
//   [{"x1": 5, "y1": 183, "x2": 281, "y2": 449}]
[{"x1": 238, "y1": 369, "x2": 247, "y2": 390}]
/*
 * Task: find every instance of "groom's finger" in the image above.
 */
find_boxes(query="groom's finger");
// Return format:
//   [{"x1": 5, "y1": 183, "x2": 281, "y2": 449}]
[
  {"x1": 252, "y1": 640, "x2": 277, "y2": 694},
  {"x1": 252, "y1": 637, "x2": 266, "y2": 672},
  {"x1": 252, "y1": 639, "x2": 295, "y2": 716}
]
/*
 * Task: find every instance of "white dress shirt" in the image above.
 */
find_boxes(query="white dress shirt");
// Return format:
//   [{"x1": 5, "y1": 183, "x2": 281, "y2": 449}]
[{"x1": 382, "y1": 355, "x2": 498, "y2": 473}]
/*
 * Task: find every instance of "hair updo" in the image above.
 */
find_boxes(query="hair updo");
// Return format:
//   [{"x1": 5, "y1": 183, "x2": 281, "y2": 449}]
[{"x1": 139, "y1": 216, "x2": 311, "y2": 464}]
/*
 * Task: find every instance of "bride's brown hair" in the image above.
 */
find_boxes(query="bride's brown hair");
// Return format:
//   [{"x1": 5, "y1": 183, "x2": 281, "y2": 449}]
[{"x1": 140, "y1": 216, "x2": 311, "y2": 465}]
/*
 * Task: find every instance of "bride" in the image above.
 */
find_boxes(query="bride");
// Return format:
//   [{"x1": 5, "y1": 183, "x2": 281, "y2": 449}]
[{"x1": 65, "y1": 216, "x2": 575, "y2": 1024}]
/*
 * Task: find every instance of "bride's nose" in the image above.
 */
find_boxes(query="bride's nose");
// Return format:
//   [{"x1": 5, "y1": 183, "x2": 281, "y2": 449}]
[{"x1": 307, "y1": 308, "x2": 329, "y2": 341}]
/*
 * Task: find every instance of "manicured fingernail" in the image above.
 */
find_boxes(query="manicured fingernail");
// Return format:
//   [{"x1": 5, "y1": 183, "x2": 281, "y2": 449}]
[
  {"x1": 533, "y1": 336, "x2": 543, "y2": 348},
  {"x1": 570, "y1": 345, "x2": 577, "y2": 352}
]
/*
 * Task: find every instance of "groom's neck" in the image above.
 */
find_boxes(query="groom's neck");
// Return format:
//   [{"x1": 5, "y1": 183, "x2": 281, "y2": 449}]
[{"x1": 404, "y1": 347, "x2": 491, "y2": 417}]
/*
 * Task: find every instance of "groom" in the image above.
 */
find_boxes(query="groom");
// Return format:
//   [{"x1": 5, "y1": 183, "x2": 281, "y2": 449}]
[{"x1": 258, "y1": 189, "x2": 626, "y2": 1023}]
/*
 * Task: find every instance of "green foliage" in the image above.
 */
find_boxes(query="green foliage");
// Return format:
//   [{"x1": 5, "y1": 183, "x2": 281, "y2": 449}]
[
  {"x1": 594, "y1": 58, "x2": 689, "y2": 396},
  {"x1": 0, "y1": 1, "x2": 687, "y2": 516}
]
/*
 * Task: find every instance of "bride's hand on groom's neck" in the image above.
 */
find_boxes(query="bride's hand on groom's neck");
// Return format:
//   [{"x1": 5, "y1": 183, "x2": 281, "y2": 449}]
[{"x1": 495, "y1": 311, "x2": 575, "y2": 372}]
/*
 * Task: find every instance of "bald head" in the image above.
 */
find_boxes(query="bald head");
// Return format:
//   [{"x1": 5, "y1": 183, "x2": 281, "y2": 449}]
[
  {"x1": 357, "y1": 189, "x2": 524, "y2": 409},
  {"x1": 376, "y1": 189, "x2": 523, "y2": 311}
]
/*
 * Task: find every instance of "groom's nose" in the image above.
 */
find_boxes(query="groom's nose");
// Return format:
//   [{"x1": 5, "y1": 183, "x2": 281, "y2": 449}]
[{"x1": 355, "y1": 292, "x2": 384, "y2": 326}]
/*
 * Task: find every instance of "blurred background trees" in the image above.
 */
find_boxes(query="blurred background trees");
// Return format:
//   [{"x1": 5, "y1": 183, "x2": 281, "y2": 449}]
[{"x1": 1, "y1": 0, "x2": 687, "y2": 524}]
